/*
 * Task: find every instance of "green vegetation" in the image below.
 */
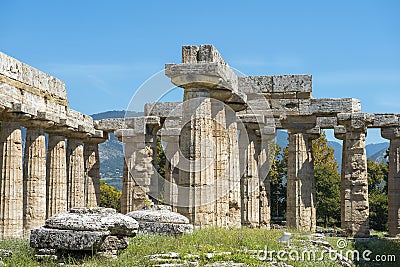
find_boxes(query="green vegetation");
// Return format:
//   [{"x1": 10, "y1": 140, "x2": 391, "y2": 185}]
[
  {"x1": 313, "y1": 132, "x2": 341, "y2": 227},
  {"x1": 1, "y1": 228, "x2": 399, "y2": 266},
  {"x1": 367, "y1": 159, "x2": 389, "y2": 231},
  {"x1": 99, "y1": 180, "x2": 122, "y2": 212}
]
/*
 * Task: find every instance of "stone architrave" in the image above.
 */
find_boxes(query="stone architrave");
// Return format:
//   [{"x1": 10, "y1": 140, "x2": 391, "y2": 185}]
[
  {"x1": 335, "y1": 113, "x2": 372, "y2": 238},
  {"x1": 0, "y1": 120, "x2": 24, "y2": 239},
  {"x1": 67, "y1": 138, "x2": 85, "y2": 209},
  {"x1": 381, "y1": 127, "x2": 400, "y2": 237},
  {"x1": 46, "y1": 134, "x2": 68, "y2": 218},
  {"x1": 23, "y1": 126, "x2": 47, "y2": 235}
]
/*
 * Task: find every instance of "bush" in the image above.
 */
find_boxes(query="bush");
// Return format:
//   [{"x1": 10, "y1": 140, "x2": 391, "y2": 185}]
[{"x1": 100, "y1": 180, "x2": 121, "y2": 212}]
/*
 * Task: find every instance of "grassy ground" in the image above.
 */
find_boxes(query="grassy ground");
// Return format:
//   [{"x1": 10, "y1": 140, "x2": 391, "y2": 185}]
[{"x1": 0, "y1": 228, "x2": 399, "y2": 266}]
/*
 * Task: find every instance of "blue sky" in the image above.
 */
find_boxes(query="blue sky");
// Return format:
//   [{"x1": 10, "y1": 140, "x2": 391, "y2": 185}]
[{"x1": 2, "y1": 1, "x2": 399, "y2": 144}]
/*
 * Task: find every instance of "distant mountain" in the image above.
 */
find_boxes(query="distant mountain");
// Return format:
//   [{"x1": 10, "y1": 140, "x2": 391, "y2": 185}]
[
  {"x1": 91, "y1": 110, "x2": 143, "y2": 120},
  {"x1": 327, "y1": 141, "x2": 342, "y2": 166},
  {"x1": 369, "y1": 146, "x2": 389, "y2": 163},
  {"x1": 365, "y1": 143, "x2": 389, "y2": 159}
]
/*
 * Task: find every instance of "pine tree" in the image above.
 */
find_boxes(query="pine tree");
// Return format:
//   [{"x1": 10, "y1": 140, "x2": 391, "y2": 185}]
[{"x1": 312, "y1": 131, "x2": 341, "y2": 227}]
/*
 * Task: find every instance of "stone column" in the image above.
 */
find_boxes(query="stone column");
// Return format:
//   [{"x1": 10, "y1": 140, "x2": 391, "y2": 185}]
[
  {"x1": 177, "y1": 88, "x2": 215, "y2": 227},
  {"x1": 212, "y1": 100, "x2": 230, "y2": 228},
  {"x1": 46, "y1": 134, "x2": 67, "y2": 217},
  {"x1": 226, "y1": 111, "x2": 241, "y2": 228},
  {"x1": 67, "y1": 138, "x2": 85, "y2": 209},
  {"x1": 166, "y1": 44, "x2": 238, "y2": 227},
  {"x1": 258, "y1": 127, "x2": 275, "y2": 230},
  {"x1": 84, "y1": 140, "x2": 103, "y2": 207},
  {"x1": 335, "y1": 113, "x2": 371, "y2": 237},
  {"x1": 286, "y1": 128, "x2": 319, "y2": 232},
  {"x1": 0, "y1": 120, "x2": 24, "y2": 239},
  {"x1": 161, "y1": 129, "x2": 180, "y2": 212},
  {"x1": 121, "y1": 134, "x2": 151, "y2": 213},
  {"x1": 381, "y1": 127, "x2": 400, "y2": 237},
  {"x1": 239, "y1": 127, "x2": 260, "y2": 228},
  {"x1": 23, "y1": 126, "x2": 47, "y2": 235}
]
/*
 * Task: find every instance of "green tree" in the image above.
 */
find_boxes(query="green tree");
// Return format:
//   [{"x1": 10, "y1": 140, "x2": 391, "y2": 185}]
[
  {"x1": 268, "y1": 143, "x2": 287, "y2": 219},
  {"x1": 367, "y1": 159, "x2": 388, "y2": 231},
  {"x1": 100, "y1": 180, "x2": 122, "y2": 212},
  {"x1": 312, "y1": 131, "x2": 341, "y2": 227}
]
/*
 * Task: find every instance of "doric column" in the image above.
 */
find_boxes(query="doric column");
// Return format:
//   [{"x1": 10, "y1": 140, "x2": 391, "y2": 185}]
[
  {"x1": 238, "y1": 126, "x2": 260, "y2": 227},
  {"x1": 160, "y1": 125, "x2": 181, "y2": 212},
  {"x1": 286, "y1": 128, "x2": 318, "y2": 232},
  {"x1": 84, "y1": 131, "x2": 107, "y2": 208},
  {"x1": 0, "y1": 119, "x2": 24, "y2": 239},
  {"x1": 381, "y1": 127, "x2": 400, "y2": 237},
  {"x1": 84, "y1": 141, "x2": 102, "y2": 207},
  {"x1": 67, "y1": 137, "x2": 85, "y2": 209},
  {"x1": 335, "y1": 113, "x2": 372, "y2": 237},
  {"x1": 212, "y1": 100, "x2": 230, "y2": 228},
  {"x1": 117, "y1": 117, "x2": 160, "y2": 214},
  {"x1": 258, "y1": 127, "x2": 275, "y2": 230},
  {"x1": 177, "y1": 88, "x2": 215, "y2": 226},
  {"x1": 23, "y1": 126, "x2": 47, "y2": 235},
  {"x1": 166, "y1": 44, "x2": 238, "y2": 227},
  {"x1": 46, "y1": 133, "x2": 67, "y2": 217},
  {"x1": 226, "y1": 110, "x2": 241, "y2": 228}
]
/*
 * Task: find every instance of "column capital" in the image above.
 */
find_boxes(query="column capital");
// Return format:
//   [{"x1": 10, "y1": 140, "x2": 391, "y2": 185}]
[
  {"x1": 165, "y1": 45, "x2": 238, "y2": 101},
  {"x1": 381, "y1": 127, "x2": 400, "y2": 140},
  {"x1": 337, "y1": 112, "x2": 374, "y2": 132}
]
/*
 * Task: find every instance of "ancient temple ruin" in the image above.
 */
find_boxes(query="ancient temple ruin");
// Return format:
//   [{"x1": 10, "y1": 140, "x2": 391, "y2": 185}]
[{"x1": 1, "y1": 45, "x2": 399, "y2": 239}]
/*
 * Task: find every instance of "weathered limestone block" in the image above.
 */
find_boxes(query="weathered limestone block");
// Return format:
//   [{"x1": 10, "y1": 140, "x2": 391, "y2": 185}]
[
  {"x1": 67, "y1": 138, "x2": 85, "y2": 209},
  {"x1": 93, "y1": 118, "x2": 126, "y2": 132},
  {"x1": 286, "y1": 129, "x2": 318, "y2": 232},
  {"x1": 335, "y1": 113, "x2": 372, "y2": 237},
  {"x1": 30, "y1": 227, "x2": 111, "y2": 251},
  {"x1": 238, "y1": 75, "x2": 312, "y2": 94},
  {"x1": 46, "y1": 134, "x2": 67, "y2": 218},
  {"x1": 30, "y1": 207, "x2": 138, "y2": 260},
  {"x1": 373, "y1": 114, "x2": 400, "y2": 128},
  {"x1": 299, "y1": 98, "x2": 361, "y2": 116},
  {"x1": 45, "y1": 207, "x2": 138, "y2": 236},
  {"x1": 381, "y1": 127, "x2": 400, "y2": 237},
  {"x1": 144, "y1": 102, "x2": 182, "y2": 118},
  {"x1": 23, "y1": 126, "x2": 47, "y2": 235},
  {"x1": 0, "y1": 52, "x2": 67, "y2": 102},
  {"x1": 127, "y1": 206, "x2": 193, "y2": 235},
  {"x1": 0, "y1": 120, "x2": 24, "y2": 239}
]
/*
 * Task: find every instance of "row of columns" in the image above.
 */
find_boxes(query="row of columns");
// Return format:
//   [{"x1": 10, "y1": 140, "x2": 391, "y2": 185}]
[
  {"x1": 0, "y1": 117, "x2": 104, "y2": 238},
  {"x1": 117, "y1": 113, "x2": 400, "y2": 238}
]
